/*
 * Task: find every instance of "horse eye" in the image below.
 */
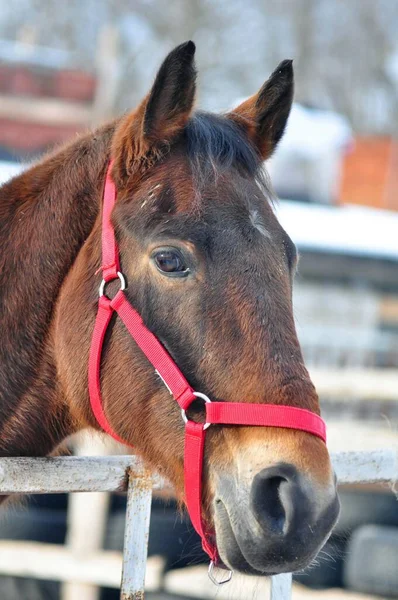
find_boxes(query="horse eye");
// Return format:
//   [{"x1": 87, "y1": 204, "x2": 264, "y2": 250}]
[{"x1": 153, "y1": 250, "x2": 188, "y2": 276}]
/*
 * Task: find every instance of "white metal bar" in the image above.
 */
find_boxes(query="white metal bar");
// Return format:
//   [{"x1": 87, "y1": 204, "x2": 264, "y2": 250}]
[
  {"x1": 0, "y1": 450, "x2": 396, "y2": 494},
  {"x1": 332, "y1": 449, "x2": 398, "y2": 484},
  {"x1": 0, "y1": 449, "x2": 397, "y2": 600},
  {"x1": 0, "y1": 541, "x2": 124, "y2": 586},
  {"x1": 62, "y1": 493, "x2": 110, "y2": 600},
  {"x1": 0, "y1": 541, "x2": 164, "y2": 590},
  {"x1": 0, "y1": 455, "x2": 165, "y2": 493},
  {"x1": 310, "y1": 368, "x2": 398, "y2": 401},
  {"x1": 270, "y1": 573, "x2": 292, "y2": 600},
  {"x1": 120, "y1": 470, "x2": 153, "y2": 600},
  {"x1": 0, "y1": 455, "x2": 135, "y2": 493},
  {"x1": 62, "y1": 436, "x2": 113, "y2": 600}
]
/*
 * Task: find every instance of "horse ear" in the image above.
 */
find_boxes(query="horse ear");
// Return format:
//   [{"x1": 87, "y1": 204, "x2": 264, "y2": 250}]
[
  {"x1": 228, "y1": 60, "x2": 294, "y2": 160},
  {"x1": 112, "y1": 41, "x2": 197, "y2": 181}
]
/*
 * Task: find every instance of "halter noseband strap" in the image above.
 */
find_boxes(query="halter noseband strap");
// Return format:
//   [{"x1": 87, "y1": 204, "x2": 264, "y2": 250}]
[{"x1": 88, "y1": 162, "x2": 327, "y2": 582}]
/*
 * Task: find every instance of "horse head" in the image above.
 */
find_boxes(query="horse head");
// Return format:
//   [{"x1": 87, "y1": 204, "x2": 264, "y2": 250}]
[{"x1": 56, "y1": 41, "x2": 339, "y2": 575}]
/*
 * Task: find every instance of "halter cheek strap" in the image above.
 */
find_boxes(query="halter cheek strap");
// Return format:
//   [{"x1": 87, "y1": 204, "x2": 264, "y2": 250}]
[{"x1": 88, "y1": 162, "x2": 327, "y2": 582}]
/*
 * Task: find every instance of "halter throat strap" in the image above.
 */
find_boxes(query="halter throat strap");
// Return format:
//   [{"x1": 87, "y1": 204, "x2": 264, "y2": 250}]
[{"x1": 88, "y1": 162, "x2": 327, "y2": 577}]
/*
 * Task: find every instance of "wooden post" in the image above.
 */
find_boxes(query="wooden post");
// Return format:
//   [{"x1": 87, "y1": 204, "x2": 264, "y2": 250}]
[
  {"x1": 270, "y1": 573, "x2": 292, "y2": 600},
  {"x1": 0, "y1": 450, "x2": 396, "y2": 598},
  {"x1": 120, "y1": 470, "x2": 153, "y2": 600}
]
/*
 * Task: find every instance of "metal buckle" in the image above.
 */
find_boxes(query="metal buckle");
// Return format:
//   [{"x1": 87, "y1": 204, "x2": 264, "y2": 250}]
[
  {"x1": 99, "y1": 271, "x2": 126, "y2": 298},
  {"x1": 181, "y1": 391, "x2": 212, "y2": 430},
  {"x1": 208, "y1": 561, "x2": 233, "y2": 585}
]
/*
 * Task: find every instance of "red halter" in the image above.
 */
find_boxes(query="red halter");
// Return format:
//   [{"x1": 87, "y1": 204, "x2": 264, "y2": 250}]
[{"x1": 88, "y1": 162, "x2": 327, "y2": 580}]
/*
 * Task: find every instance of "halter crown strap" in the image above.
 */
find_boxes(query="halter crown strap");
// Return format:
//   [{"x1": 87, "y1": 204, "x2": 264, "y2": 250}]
[
  {"x1": 88, "y1": 162, "x2": 327, "y2": 575},
  {"x1": 101, "y1": 166, "x2": 120, "y2": 281}
]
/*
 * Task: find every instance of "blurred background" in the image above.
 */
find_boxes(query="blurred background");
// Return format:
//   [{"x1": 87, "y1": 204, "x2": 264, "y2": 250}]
[{"x1": 0, "y1": 1, "x2": 397, "y2": 599}]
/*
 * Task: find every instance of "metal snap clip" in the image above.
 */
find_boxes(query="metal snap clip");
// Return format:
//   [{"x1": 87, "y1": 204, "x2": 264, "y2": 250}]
[{"x1": 208, "y1": 561, "x2": 233, "y2": 585}]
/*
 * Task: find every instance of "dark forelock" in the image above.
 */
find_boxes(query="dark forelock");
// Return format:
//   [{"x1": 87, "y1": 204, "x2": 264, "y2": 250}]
[{"x1": 184, "y1": 111, "x2": 272, "y2": 198}]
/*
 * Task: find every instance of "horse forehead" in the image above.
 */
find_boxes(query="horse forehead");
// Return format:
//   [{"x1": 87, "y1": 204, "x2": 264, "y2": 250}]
[
  {"x1": 162, "y1": 152, "x2": 262, "y2": 206},
  {"x1": 202, "y1": 193, "x2": 282, "y2": 242},
  {"x1": 140, "y1": 155, "x2": 283, "y2": 241}
]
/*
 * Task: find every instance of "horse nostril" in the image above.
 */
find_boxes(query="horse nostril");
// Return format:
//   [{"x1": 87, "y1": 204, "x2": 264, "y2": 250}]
[
  {"x1": 251, "y1": 464, "x2": 301, "y2": 536},
  {"x1": 252, "y1": 473, "x2": 287, "y2": 534}
]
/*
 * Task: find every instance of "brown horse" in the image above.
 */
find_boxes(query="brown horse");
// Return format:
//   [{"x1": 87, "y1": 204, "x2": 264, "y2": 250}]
[{"x1": 0, "y1": 41, "x2": 339, "y2": 575}]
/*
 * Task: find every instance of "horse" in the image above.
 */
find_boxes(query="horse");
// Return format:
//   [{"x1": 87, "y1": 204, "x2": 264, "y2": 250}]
[{"x1": 0, "y1": 41, "x2": 339, "y2": 576}]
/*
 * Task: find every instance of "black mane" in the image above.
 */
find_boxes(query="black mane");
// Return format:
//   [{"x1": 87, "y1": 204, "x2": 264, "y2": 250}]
[{"x1": 184, "y1": 111, "x2": 271, "y2": 195}]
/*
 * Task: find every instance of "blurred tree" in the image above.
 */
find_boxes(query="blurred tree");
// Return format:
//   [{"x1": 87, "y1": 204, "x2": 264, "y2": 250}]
[{"x1": 0, "y1": 0, "x2": 398, "y2": 133}]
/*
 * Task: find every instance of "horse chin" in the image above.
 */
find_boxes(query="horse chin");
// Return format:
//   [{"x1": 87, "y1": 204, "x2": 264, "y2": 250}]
[
  {"x1": 213, "y1": 500, "x2": 325, "y2": 577},
  {"x1": 217, "y1": 551, "x2": 276, "y2": 577},
  {"x1": 216, "y1": 537, "x2": 283, "y2": 577},
  {"x1": 212, "y1": 503, "x2": 272, "y2": 575},
  {"x1": 215, "y1": 535, "x2": 279, "y2": 576},
  {"x1": 215, "y1": 532, "x2": 310, "y2": 577}
]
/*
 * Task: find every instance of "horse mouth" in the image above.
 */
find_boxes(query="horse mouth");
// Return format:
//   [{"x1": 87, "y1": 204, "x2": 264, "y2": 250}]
[
  {"x1": 213, "y1": 500, "x2": 275, "y2": 575},
  {"x1": 213, "y1": 498, "x2": 325, "y2": 577}
]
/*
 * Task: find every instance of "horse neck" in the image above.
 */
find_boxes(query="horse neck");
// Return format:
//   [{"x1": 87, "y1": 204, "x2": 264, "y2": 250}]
[{"x1": 0, "y1": 123, "x2": 115, "y2": 457}]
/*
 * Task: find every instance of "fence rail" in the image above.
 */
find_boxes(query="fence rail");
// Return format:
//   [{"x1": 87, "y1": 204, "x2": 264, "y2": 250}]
[{"x1": 0, "y1": 449, "x2": 397, "y2": 600}]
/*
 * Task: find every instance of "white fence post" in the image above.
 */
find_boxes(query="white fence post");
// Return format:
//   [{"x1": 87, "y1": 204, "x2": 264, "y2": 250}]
[
  {"x1": 0, "y1": 449, "x2": 397, "y2": 600},
  {"x1": 120, "y1": 470, "x2": 153, "y2": 600},
  {"x1": 62, "y1": 436, "x2": 114, "y2": 600},
  {"x1": 270, "y1": 573, "x2": 292, "y2": 599}
]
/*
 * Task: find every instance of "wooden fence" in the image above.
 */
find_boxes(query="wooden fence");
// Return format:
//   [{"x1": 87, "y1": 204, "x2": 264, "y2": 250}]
[{"x1": 0, "y1": 450, "x2": 396, "y2": 599}]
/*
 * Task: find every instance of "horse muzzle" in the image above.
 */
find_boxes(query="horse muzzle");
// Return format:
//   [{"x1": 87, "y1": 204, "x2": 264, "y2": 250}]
[{"x1": 212, "y1": 461, "x2": 340, "y2": 575}]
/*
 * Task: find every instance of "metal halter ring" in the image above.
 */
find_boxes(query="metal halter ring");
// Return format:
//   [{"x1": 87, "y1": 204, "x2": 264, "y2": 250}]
[
  {"x1": 208, "y1": 561, "x2": 233, "y2": 585},
  {"x1": 181, "y1": 392, "x2": 212, "y2": 431},
  {"x1": 99, "y1": 272, "x2": 126, "y2": 298}
]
